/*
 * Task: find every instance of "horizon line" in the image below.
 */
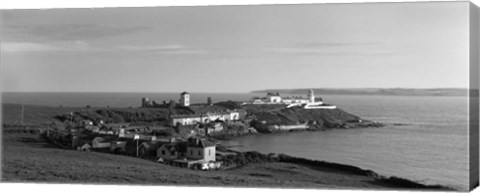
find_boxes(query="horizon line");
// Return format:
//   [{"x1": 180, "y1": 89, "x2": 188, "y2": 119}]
[{"x1": 0, "y1": 87, "x2": 471, "y2": 93}]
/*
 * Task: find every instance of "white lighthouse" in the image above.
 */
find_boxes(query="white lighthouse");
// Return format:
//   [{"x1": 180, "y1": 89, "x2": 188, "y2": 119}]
[
  {"x1": 308, "y1": 89, "x2": 315, "y2": 103},
  {"x1": 180, "y1": 91, "x2": 190, "y2": 107}
]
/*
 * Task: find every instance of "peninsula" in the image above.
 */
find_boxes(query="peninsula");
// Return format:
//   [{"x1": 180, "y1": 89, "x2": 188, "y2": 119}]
[{"x1": 1, "y1": 91, "x2": 450, "y2": 190}]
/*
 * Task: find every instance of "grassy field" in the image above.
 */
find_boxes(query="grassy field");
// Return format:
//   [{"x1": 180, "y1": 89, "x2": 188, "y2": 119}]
[
  {"x1": 2, "y1": 131, "x2": 392, "y2": 189},
  {"x1": 2, "y1": 130, "x2": 453, "y2": 190},
  {"x1": 2, "y1": 103, "x2": 82, "y2": 125}
]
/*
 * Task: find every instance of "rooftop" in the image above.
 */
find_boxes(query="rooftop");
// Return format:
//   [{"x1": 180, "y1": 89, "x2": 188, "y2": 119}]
[
  {"x1": 188, "y1": 138, "x2": 216, "y2": 148},
  {"x1": 267, "y1": 92, "x2": 280, "y2": 96}
]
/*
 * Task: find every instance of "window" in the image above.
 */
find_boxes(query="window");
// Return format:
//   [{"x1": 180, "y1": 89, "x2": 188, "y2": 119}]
[
  {"x1": 198, "y1": 150, "x2": 201, "y2": 156},
  {"x1": 208, "y1": 149, "x2": 211, "y2": 156},
  {"x1": 190, "y1": 149, "x2": 193, "y2": 155},
  {"x1": 162, "y1": 150, "x2": 165, "y2": 155}
]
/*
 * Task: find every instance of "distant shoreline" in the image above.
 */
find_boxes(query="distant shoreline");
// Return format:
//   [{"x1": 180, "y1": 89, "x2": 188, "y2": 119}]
[
  {"x1": 250, "y1": 88, "x2": 474, "y2": 97},
  {"x1": 1, "y1": 87, "x2": 474, "y2": 96}
]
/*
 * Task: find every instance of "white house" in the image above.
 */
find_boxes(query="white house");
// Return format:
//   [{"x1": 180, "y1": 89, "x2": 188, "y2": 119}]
[
  {"x1": 180, "y1": 91, "x2": 190, "y2": 107},
  {"x1": 266, "y1": 92, "x2": 282, "y2": 103},
  {"x1": 282, "y1": 97, "x2": 310, "y2": 105},
  {"x1": 249, "y1": 89, "x2": 336, "y2": 109},
  {"x1": 156, "y1": 138, "x2": 216, "y2": 164},
  {"x1": 185, "y1": 138, "x2": 216, "y2": 162},
  {"x1": 171, "y1": 115, "x2": 203, "y2": 126},
  {"x1": 170, "y1": 110, "x2": 241, "y2": 126},
  {"x1": 228, "y1": 111, "x2": 240, "y2": 120},
  {"x1": 251, "y1": 97, "x2": 266, "y2": 104}
]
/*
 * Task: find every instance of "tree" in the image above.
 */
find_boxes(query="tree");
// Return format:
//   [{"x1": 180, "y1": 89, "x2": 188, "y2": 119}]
[
  {"x1": 112, "y1": 113, "x2": 125, "y2": 123},
  {"x1": 169, "y1": 100, "x2": 176, "y2": 110}
]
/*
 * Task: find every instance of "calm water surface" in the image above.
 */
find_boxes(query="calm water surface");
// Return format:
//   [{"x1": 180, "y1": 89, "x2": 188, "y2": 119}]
[
  {"x1": 1, "y1": 92, "x2": 470, "y2": 190},
  {"x1": 222, "y1": 95, "x2": 469, "y2": 190}
]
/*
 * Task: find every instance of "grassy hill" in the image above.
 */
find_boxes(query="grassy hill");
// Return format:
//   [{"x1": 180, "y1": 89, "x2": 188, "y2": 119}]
[
  {"x1": 242, "y1": 104, "x2": 363, "y2": 130},
  {"x1": 1, "y1": 131, "x2": 451, "y2": 190}
]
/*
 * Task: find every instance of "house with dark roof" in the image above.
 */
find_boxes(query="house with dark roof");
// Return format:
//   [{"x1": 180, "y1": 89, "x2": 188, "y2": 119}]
[
  {"x1": 185, "y1": 138, "x2": 216, "y2": 162},
  {"x1": 138, "y1": 141, "x2": 164, "y2": 159},
  {"x1": 92, "y1": 136, "x2": 115, "y2": 149},
  {"x1": 155, "y1": 137, "x2": 216, "y2": 164},
  {"x1": 156, "y1": 142, "x2": 187, "y2": 161}
]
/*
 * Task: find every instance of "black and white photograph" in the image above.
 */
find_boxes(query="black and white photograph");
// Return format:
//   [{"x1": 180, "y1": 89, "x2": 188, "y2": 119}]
[{"x1": 1, "y1": 0, "x2": 479, "y2": 192}]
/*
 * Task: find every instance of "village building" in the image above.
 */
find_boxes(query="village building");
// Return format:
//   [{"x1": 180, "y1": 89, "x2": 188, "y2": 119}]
[
  {"x1": 170, "y1": 110, "x2": 241, "y2": 126},
  {"x1": 92, "y1": 137, "x2": 113, "y2": 149},
  {"x1": 266, "y1": 92, "x2": 282, "y2": 103},
  {"x1": 248, "y1": 89, "x2": 337, "y2": 109},
  {"x1": 155, "y1": 137, "x2": 217, "y2": 168},
  {"x1": 180, "y1": 91, "x2": 190, "y2": 107},
  {"x1": 156, "y1": 142, "x2": 186, "y2": 161},
  {"x1": 110, "y1": 140, "x2": 128, "y2": 153},
  {"x1": 138, "y1": 141, "x2": 163, "y2": 159},
  {"x1": 185, "y1": 138, "x2": 216, "y2": 162},
  {"x1": 205, "y1": 121, "x2": 224, "y2": 134},
  {"x1": 141, "y1": 97, "x2": 152, "y2": 107},
  {"x1": 281, "y1": 97, "x2": 310, "y2": 105},
  {"x1": 251, "y1": 97, "x2": 267, "y2": 104},
  {"x1": 78, "y1": 143, "x2": 92, "y2": 151}
]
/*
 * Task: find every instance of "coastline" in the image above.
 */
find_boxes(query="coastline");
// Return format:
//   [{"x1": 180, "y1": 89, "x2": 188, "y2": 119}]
[
  {"x1": 0, "y1": 103, "x2": 458, "y2": 190},
  {"x1": 1, "y1": 127, "x2": 455, "y2": 191}
]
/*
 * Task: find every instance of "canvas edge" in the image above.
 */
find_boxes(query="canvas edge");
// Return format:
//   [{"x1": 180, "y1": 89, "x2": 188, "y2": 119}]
[{"x1": 469, "y1": 1, "x2": 480, "y2": 191}]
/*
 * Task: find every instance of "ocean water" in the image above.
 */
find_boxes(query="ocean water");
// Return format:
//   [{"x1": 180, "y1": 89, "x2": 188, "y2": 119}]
[
  {"x1": 1, "y1": 92, "x2": 470, "y2": 190},
  {"x1": 222, "y1": 95, "x2": 470, "y2": 190},
  {"x1": 1, "y1": 92, "x2": 258, "y2": 108}
]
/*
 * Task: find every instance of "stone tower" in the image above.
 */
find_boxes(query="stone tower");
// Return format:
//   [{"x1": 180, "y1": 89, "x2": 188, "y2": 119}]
[
  {"x1": 180, "y1": 91, "x2": 190, "y2": 107},
  {"x1": 308, "y1": 89, "x2": 315, "y2": 103},
  {"x1": 141, "y1": 97, "x2": 150, "y2": 107},
  {"x1": 207, "y1": 97, "x2": 213, "y2": 106}
]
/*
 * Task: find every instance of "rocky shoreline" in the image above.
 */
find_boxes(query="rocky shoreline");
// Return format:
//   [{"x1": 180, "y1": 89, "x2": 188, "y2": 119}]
[
  {"x1": 213, "y1": 147, "x2": 454, "y2": 190},
  {"x1": 276, "y1": 154, "x2": 453, "y2": 190}
]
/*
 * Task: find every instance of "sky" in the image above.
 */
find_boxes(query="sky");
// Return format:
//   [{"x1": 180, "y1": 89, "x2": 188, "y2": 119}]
[{"x1": 1, "y1": 2, "x2": 470, "y2": 93}]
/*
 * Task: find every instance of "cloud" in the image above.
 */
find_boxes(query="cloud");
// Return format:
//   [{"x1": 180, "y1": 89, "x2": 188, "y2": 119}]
[
  {"x1": 269, "y1": 41, "x2": 393, "y2": 56},
  {"x1": 1, "y1": 42, "x2": 62, "y2": 52},
  {"x1": 116, "y1": 45, "x2": 207, "y2": 54},
  {"x1": 3, "y1": 23, "x2": 151, "y2": 42},
  {"x1": 1, "y1": 40, "x2": 92, "y2": 53},
  {"x1": 2, "y1": 41, "x2": 206, "y2": 55},
  {"x1": 292, "y1": 41, "x2": 385, "y2": 48}
]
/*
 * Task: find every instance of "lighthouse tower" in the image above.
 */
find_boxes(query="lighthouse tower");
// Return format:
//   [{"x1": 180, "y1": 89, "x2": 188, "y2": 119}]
[
  {"x1": 308, "y1": 89, "x2": 315, "y2": 103},
  {"x1": 180, "y1": 91, "x2": 190, "y2": 107}
]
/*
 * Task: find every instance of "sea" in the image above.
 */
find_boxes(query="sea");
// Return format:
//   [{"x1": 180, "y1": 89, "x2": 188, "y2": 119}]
[{"x1": 1, "y1": 92, "x2": 471, "y2": 190}]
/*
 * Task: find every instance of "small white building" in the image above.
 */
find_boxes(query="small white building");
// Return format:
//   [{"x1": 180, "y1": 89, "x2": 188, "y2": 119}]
[
  {"x1": 180, "y1": 91, "x2": 190, "y2": 107},
  {"x1": 251, "y1": 97, "x2": 266, "y2": 104},
  {"x1": 282, "y1": 97, "x2": 310, "y2": 105},
  {"x1": 228, "y1": 111, "x2": 240, "y2": 120},
  {"x1": 266, "y1": 92, "x2": 282, "y2": 103},
  {"x1": 171, "y1": 115, "x2": 203, "y2": 126},
  {"x1": 249, "y1": 89, "x2": 336, "y2": 109}
]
